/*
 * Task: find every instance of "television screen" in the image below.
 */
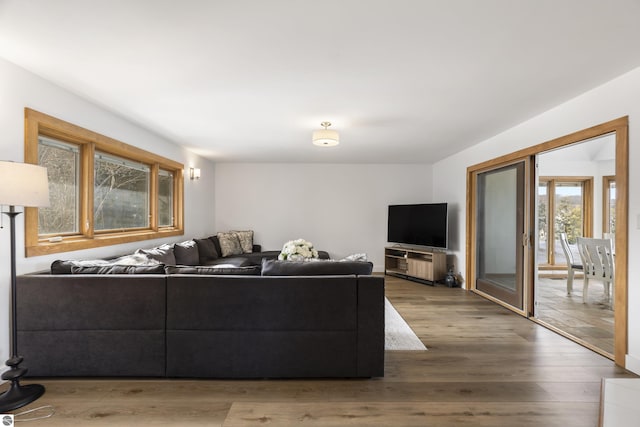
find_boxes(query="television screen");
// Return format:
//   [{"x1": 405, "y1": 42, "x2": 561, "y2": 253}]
[{"x1": 387, "y1": 203, "x2": 448, "y2": 248}]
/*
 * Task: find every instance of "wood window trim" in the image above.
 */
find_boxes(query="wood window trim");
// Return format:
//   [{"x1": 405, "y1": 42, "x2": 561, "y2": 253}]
[
  {"x1": 538, "y1": 176, "x2": 594, "y2": 267},
  {"x1": 24, "y1": 108, "x2": 184, "y2": 257},
  {"x1": 465, "y1": 116, "x2": 628, "y2": 367}
]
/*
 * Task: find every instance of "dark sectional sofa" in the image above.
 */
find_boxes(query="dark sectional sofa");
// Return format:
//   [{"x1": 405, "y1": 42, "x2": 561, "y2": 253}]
[
  {"x1": 48, "y1": 234, "x2": 330, "y2": 274},
  {"x1": 16, "y1": 252, "x2": 385, "y2": 378}
]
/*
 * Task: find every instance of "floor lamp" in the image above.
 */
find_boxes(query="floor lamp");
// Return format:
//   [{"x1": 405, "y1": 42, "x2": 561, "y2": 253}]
[{"x1": 0, "y1": 161, "x2": 49, "y2": 413}]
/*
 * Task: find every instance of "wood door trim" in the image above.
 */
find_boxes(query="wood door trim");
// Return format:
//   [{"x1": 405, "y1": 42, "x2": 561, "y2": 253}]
[{"x1": 466, "y1": 116, "x2": 628, "y2": 367}]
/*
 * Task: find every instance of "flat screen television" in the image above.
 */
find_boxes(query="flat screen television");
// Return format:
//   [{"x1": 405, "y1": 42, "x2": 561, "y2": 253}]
[{"x1": 387, "y1": 203, "x2": 448, "y2": 249}]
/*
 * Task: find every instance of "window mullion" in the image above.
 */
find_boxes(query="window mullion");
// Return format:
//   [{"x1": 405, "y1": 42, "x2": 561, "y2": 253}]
[
  {"x1": 150, "y1": 163, "x2": 159, "y2": 231},
  {"x1": 548, "y1": 180, "x2": 556, "y2": 265},
  {"x1": 82, "y1": 142, "x2": 95, "y2": 238},
  {"x1": 174, "y1": 168, "x2": 184, "y2": 231},
  {"x1": 584, "y1": 179, "x2": 593, "y2": 238}
]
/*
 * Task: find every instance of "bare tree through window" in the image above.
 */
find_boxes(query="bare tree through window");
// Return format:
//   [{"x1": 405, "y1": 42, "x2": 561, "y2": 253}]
[
  {"x1": 38, "y1": 138, "x2": 79, "y2": 235},
  {"x1": 94, "y1": 153, "x2": 149, "y2": 231},
  {"x1": 158, "y1": 169, "x2": 174, "y2": 227}
]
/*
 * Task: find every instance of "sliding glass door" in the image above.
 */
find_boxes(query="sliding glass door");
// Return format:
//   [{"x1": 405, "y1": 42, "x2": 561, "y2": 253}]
[{"x1": 475, "y1": 161, "x2": 526, "y2": 310}]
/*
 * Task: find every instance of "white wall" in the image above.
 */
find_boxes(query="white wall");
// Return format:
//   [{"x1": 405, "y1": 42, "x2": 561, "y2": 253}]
[
  {"x1": 432, "y1": 65, "x2": 640, "y2": 373},
  {"x1": 0, "y1": 58, "x2": 215, "y2": 365},
  {"x1": 213, "y1": 163, "x2": 433, "y2": 270}
]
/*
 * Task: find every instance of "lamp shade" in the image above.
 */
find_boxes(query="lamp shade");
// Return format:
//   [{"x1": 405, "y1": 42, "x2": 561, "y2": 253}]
[
  {"x1": 0, "y1": 161, "x2": 50, "y2": 207},
  {"x1": 312, "y1": 129, "x2": 339, "y2": 146}
]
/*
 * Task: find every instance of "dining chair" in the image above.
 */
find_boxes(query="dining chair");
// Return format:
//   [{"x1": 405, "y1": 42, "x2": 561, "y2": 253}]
[
  {"x1": 604, "y1": 232, "x2": 615, "y2": 253},
  {"x1": 559, "y1": 232, "x2": 582, "y2": 296},
  {"x1": 576, "y1": 237, "x2": 614, "y2": 304}
]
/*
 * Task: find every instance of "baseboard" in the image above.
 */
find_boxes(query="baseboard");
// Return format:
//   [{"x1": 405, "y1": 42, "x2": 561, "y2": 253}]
[{"x1": 625, "y1": 354, "x2": 640, "y2": 375}]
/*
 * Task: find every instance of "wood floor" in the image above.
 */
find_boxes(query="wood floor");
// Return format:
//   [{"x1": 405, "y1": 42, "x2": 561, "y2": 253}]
[
  {"x1": 535, "y1": 276, "x2": 614, "y2": 355},
  {"x1": 4, "y1": 275, "x2": 637, "y2": 426}
]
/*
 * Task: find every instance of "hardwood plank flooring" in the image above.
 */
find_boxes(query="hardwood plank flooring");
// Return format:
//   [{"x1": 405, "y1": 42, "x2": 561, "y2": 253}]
[
  {"x1": 3, "y1": 275, "x2": 636, "y2": 426},
  {"x1": 535, "y1": 276, "x2": 614, "y2": 355}
]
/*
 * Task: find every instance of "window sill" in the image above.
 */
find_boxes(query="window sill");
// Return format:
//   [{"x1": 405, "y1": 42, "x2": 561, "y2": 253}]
[{"x1": 26, "y1": 228, "x2": 184, "y2": 257}]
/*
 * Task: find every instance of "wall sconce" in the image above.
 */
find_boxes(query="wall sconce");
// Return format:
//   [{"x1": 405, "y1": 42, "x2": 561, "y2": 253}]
[{"x1": 189, "y1": 167, "x2": 201, "y2": 180}]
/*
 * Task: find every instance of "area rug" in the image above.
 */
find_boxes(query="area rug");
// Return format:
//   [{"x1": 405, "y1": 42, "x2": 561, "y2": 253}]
[{"x1": 385, "y1": 298, "x2": 427, "y2": 351}]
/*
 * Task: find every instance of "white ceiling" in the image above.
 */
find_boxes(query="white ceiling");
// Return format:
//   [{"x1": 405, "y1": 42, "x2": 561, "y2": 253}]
[{"x1": 1, "y1": 0, "x2": 640, "y2": 164}]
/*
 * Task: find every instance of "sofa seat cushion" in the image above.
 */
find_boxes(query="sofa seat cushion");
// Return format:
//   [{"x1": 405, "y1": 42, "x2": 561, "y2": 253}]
[{"x1": 261, "y1": 259, "x2": 373, "y2": 276}]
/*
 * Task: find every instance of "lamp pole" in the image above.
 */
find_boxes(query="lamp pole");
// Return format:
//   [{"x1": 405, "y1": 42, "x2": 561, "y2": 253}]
[
  {"x1": 0, "y1": 160, "x2": 49, "y2": 412},
  {"x1": 0, "y1": 208, "x2": 45, "y2": 412}
]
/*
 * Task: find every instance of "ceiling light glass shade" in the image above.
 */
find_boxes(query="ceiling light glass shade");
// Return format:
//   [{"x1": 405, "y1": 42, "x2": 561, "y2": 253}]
[
  {"x1": 312, "y1": 129, "x2": 339, "y2": 147},
  {"x1": 0, "y1": 161, "x2": 50, "y2": 207}
]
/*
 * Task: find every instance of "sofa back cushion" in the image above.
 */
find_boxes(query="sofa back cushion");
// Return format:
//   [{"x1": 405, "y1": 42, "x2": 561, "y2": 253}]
[
  {"x1": 174, "y1": 240, "x2": 200, "y2": 265},
  {"x1": 136, "y1": 244, "x2": 176, "y2": 265},
  {"x1": 51, "y1": 253, "x2": 160, "y2": 274},
  {"x1": 261, "y1": 259, "x2": 373, "y2": 276},
  {"x1": 194, "y1": 238, "x2": 219, "y2": 264},
  {"x1": 208, "y1": 235, "x2": 223, "y2": 257},
  {"x1": 164, "y1": 265, "x2": 261, "y2": 275},
  {"x1": 51, "y1": 259, "x2": 108, "y2": 274}
]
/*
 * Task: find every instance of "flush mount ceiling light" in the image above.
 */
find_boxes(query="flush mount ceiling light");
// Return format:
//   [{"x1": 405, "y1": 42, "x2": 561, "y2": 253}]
[{"x1": 312, "y1": 121, "x2": 339, "y2": 147}]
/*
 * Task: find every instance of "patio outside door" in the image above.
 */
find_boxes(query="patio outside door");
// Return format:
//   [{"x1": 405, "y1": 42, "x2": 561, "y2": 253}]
[{"x1": 475, "y1": 161, "x2": 526, "y2": 310}]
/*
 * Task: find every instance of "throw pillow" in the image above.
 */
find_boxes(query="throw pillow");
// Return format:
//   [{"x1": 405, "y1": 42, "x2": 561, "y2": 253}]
[
  {"x1": 261, "y1": 259, "x2": 374, "y2": 276},
  {"x1": 136, "y1": 244, "x2": 176, "y2": 265},
  {"x1": 232, "y1": 230, "x2": 254, "y2": 253},
  {"x1": 164, "y1": 265, "x2": 261, "y2": 275},
  {"x1": 70, "y1": 265, "x2": 166, "y2": 274},
  {"x1": 341, "y1": 253, "x2": 368, "y2": 262},
  {"x1": 194, "y1": 237, "x2": 219, "y2": 263},
  {"x1": 174, "y1": 240, "x2": 200, "y2": 265},
  {"x1": 217, "y1": 232, "x2": 243, "y2": 257}
]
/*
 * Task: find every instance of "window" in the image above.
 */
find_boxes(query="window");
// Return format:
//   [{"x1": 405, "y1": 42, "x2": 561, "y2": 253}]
[
  {"x1": 38, "y1": 137, "x2": 80, "y2": 235},
  {"x1": 603, "y1": 176, "x2": 616, "y2": 234},
  {"x1": 94, "y1": 152, "x2": 150, "y2": 231},
  {"x1": 537, "y1": 177, "x2": 593, "y2": 268},
  {"x1": 25, "y1": 108, "x2": 184, "y2": 256}
]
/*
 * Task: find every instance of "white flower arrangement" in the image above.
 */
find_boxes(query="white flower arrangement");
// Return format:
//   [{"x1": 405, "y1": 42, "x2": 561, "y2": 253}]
[{"x1": 278, "y1": 238, "x2": 319, "y2": 261}]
